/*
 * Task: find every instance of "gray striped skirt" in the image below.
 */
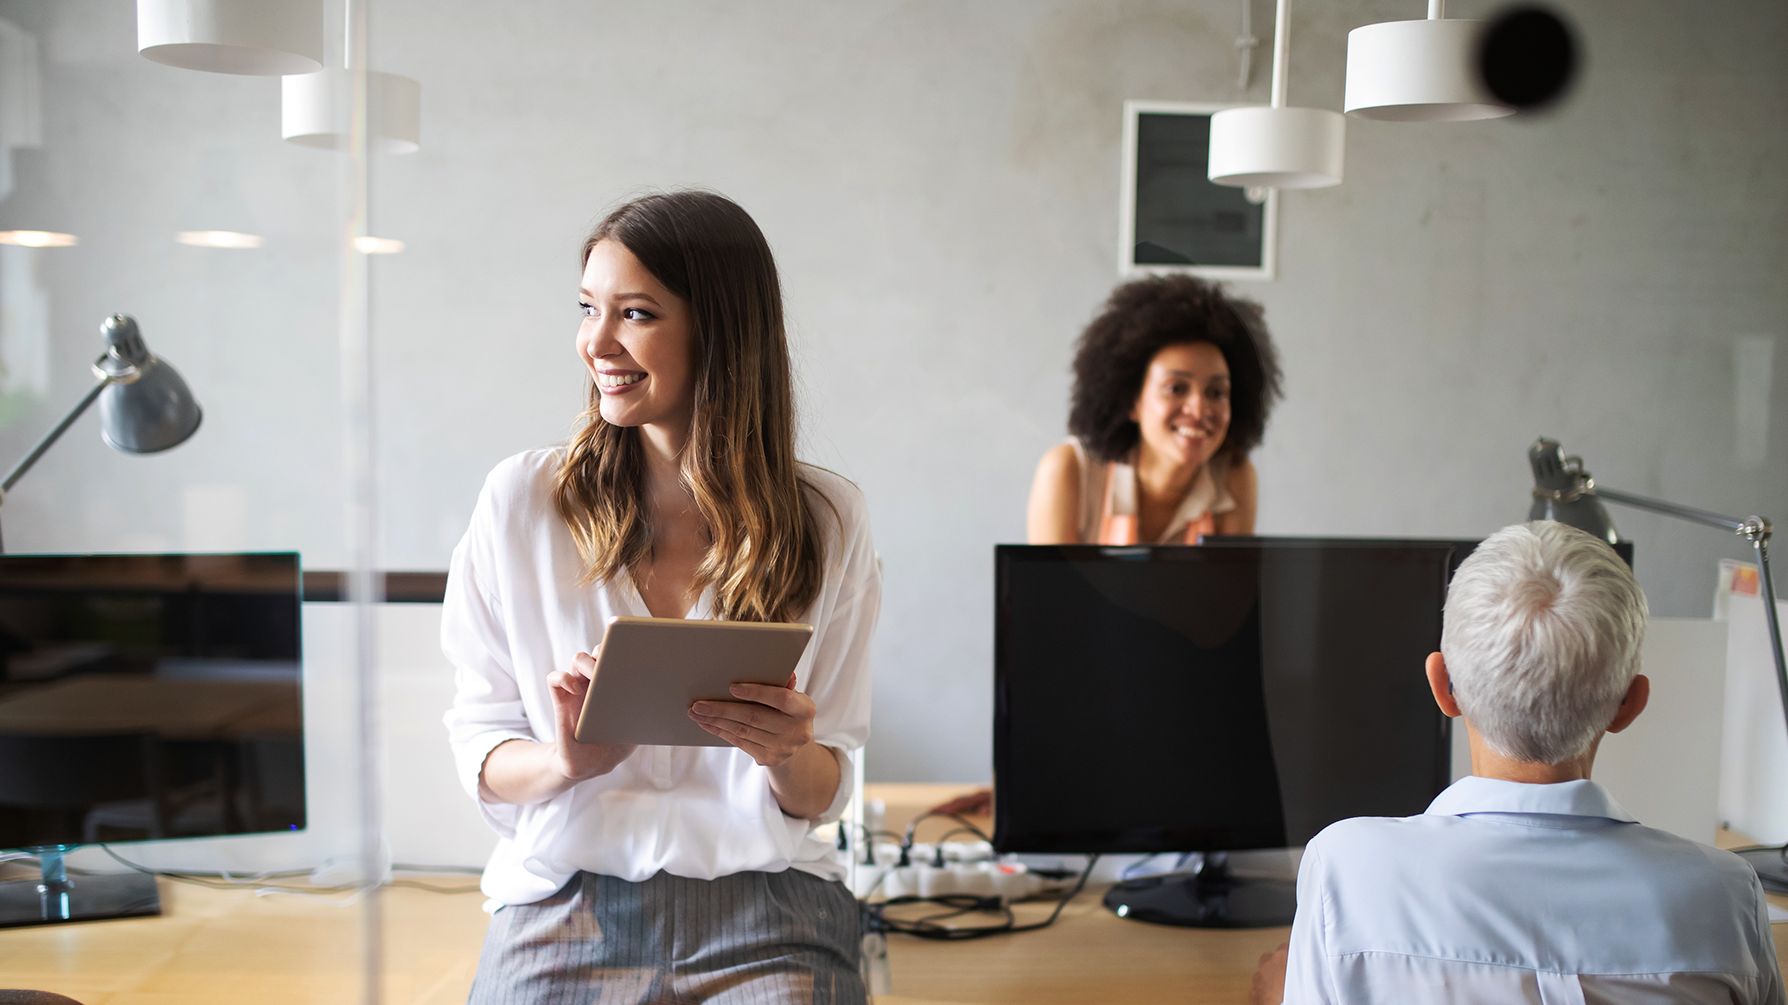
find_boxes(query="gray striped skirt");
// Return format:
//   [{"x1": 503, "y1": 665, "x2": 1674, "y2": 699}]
[{"x1": 466, "y1": 869, "x2": 866, "y2": 1005}]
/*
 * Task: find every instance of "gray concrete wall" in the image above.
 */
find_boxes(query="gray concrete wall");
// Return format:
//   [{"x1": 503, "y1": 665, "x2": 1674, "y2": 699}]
[{"x1": 0, "y1": 0, "x2": 1780, "y2": 785}]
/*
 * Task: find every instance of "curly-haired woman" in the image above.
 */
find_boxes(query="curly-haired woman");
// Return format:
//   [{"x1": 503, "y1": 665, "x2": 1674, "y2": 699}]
[
  {"x1": 443, "y1": 191, "x2": 877, "y2": 1004},
  {"x1": 1028, "y1": 275, "x2": 1283, "y2": 544}
]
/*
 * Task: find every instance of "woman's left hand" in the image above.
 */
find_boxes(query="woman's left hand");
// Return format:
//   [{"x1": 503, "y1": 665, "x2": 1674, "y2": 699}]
[{"x1": 688, "y1": 673, "x2": 815, "y2": 767}]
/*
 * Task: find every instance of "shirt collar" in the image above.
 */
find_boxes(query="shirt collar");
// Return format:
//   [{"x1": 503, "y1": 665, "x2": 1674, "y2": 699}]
[{"x1": 1425, "y1": 775, "x2": 1638, "y2": 823}]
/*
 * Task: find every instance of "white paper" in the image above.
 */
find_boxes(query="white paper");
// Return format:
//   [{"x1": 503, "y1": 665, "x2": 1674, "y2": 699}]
[{"x1": 1719, "y1": 595, "x2": 1788, "y2": 844}]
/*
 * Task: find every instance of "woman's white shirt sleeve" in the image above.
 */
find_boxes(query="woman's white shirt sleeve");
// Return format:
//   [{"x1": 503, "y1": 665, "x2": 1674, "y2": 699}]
[{"x1": 440, "y1": 449, "x2": 879, "y2": 905}]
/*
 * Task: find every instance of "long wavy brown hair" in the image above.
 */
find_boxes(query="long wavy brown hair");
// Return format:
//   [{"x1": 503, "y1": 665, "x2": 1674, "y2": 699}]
[{"x1": 552, "y1": 191, "x2": 830, "y2": 624}]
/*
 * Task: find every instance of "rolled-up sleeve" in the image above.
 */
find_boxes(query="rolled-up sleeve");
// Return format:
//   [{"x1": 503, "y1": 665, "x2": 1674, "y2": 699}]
[{"x1": 440, "y1": 472, "x2": 535, "y2": 839}]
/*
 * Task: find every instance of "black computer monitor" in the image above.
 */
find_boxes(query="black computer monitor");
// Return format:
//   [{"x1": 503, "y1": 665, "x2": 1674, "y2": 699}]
[
  {"x1": 0, "y1": 553, "x2": 304, "y2": 928},
  {"x1": 993, "y1": 540, "x2": 1461, "y2": 928}
]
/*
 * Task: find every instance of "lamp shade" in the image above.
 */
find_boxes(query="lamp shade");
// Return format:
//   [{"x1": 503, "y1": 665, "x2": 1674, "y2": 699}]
[
  {"x1": 282, "y1": 69, "x2": 421, "y2": 154},
  {"x1": 1345, "y1": 18, "x2": 1514, "y2": 121},
  {"x1": 1208, "y1": 106, "x2": 1345, "y2": 189},
  {"x1": 1526, "y1": 438, "x2": 1617, "y2": 544},
  {"x1": 137, "y1": 0, "x2": 324, "y2": 76},
  {"x1": 95, "y1": 315, "x2": 201, "y2": 454}
]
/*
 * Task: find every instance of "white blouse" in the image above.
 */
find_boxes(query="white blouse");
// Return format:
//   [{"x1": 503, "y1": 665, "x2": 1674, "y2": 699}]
[
  {"x1": 1066, "y1": 438, "x2": 1235, "y2": 544},
  {"x1": 441, "y1": 448, "x2": 879, "y2": 906}
]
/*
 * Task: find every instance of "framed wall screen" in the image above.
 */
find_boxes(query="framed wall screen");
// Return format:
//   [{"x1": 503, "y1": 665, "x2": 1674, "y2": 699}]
[{"x1": 1120, "y1": 100, "x2": 1278, "y2": 281}]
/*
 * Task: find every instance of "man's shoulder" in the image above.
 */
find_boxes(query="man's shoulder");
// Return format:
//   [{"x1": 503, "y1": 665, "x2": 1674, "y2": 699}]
[
  {"x1": 1306, "y1": 810, "x2": 1768, "y2": 920},
  {"x1": 1623, "y1": 823, "x2": 1770, "y2": 906},
  {"x1": 1306, "y1": 812, "x2": 1438, "y2": 857}
]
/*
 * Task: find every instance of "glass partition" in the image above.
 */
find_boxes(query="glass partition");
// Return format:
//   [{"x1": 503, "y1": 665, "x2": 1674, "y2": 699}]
[{"x1": 0, "y1": 0, "x2": 384, "y2": 999}]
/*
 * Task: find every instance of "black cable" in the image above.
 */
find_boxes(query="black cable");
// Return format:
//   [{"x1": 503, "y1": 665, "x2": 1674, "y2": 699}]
[
  {"x1": 1121, "y1": 853, "x2": 1165, "y2": 879},
  {"x1": 901, "y1": 810, "x2": 992, "y2": 848},
  {"x1": 1005, "y1": 853, "x2": 1101, "y2": 934},
  {"x1": 836, "y1": 822, "x2": 906, "y2": 863},
  {"x1": 863, "y1": 853, "x2": 1100, "y2": 941},
  {"x1": 926, "y1": 827, "x2": 990, "y2": 865}
]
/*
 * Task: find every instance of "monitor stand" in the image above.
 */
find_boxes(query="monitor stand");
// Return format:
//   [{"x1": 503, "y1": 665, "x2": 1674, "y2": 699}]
[
  {"x1": 1102, "y1": 851, "x2": 1295, "y2": 928},
  {"x1": 0, "y1": 848, "x2": 161, "y2": 929}
]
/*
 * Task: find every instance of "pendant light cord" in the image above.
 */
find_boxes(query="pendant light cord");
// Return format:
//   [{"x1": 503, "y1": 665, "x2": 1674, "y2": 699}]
[
  {"x1": 342, "y1": 0, "x2": 358, "y2": 70},
  {"x1": 1428, "y1": 0, "x2": 1446, "y2": 19},
  {"x1": 1236, "y1": 0, "x2": 1259, "y2": 94},
  {"x1": 1269, "y1": 0, "x2": 1290, "y2": 108}
]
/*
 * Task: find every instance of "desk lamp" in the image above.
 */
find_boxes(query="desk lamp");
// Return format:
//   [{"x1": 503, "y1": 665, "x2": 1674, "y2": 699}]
[
  {"x1": 0, "y1": 314, "x2": 202, "y2": 552},
  {"x1": 1527, "y1": 437, "x2": 1788, "y2": 889}
]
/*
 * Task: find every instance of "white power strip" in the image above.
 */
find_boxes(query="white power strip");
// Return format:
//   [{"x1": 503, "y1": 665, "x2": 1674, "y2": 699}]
[{"x1": 849, "y1": 840, "x2": 1075, "y2": 903}]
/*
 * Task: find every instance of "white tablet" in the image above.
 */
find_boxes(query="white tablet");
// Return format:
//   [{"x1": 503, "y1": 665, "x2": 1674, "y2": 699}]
[{"x1": 573, "y1": 616, "x2": 815, "y2": 747}]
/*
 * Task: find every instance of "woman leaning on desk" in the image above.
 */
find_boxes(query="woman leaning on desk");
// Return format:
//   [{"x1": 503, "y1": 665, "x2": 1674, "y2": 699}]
[
  {"x1": 1028, "y1": 275, "x2": 1282, "y2": 545},
  {"x1": 442, "y1": 191, "x2": 879, "y2": 1005},
  {"x1": 931, "y1": 277, "x2": 1285, "y2": 825}
]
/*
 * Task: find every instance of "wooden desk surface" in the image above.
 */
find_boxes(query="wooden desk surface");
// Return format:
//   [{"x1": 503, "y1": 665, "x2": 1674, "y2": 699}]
[
  {"x1": 0, "y1": 784, "x2": 1784, "y2": 1005},
  {"x1": 0, "y1": 870, "x2": 489, "y2": 1005},
  {"x1": 0, "y1": 675, "x2": 297, "y2": 740},
  {"x1": 868, "y1": 783, "x2": 1285, "y2": 1004}
]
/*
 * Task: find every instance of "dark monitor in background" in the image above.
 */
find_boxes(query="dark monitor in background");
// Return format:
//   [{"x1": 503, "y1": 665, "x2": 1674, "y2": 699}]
[
  {"x1": 0, "y1": 553, "x2": 303, "y2": 929},
  {"x1": 994, "y1": 541, "x2": 1462, "y2": 928}
]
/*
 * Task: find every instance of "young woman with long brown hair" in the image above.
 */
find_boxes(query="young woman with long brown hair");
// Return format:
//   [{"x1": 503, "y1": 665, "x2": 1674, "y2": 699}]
[{"x1": 443, "y1": 191, "x2": 878, "y2": 1004}]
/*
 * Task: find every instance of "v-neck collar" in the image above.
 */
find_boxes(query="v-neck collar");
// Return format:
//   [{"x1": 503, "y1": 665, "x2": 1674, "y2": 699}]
[{"x1": 613, "y1": 575, "x2": 717, "y2": 621}]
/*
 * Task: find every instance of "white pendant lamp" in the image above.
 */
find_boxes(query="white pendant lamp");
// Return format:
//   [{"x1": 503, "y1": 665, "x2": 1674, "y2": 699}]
[
  {"x1": 1344, "y1": 0, "x2": 1514, "y2": 121},
  {"x1": 137, "y1": 0, "x2": 324, "y2": 76},
  {"x1": 280, "y1": 0, "x2": 419, "y2": 154},
  {"x1": 282, "y1": 69, "x2": 420, "y2": 153},
  {"x1": 1208, "y1": 0, "x2": 1345, "y2": 189}
]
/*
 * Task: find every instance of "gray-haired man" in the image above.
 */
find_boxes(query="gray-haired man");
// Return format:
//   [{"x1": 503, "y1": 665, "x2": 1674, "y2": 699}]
[{"x1": 1252, "y1": 521, "x2": 1783, "y2": 1005}]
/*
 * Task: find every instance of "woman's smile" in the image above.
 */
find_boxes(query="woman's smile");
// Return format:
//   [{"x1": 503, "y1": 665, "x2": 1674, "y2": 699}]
[
  {"x1": 1173, "y1": 421, "x2": 1213, "y2": 442},
  {"x1": 577, "y1": 238, "x2": 695, "y2": 432},
  {"x1": 1130, "y1": 341, "x2": 1232, "y2": 473},
  {"x1": 596, "y1": 369, "x2": 646, "y2": 392}
]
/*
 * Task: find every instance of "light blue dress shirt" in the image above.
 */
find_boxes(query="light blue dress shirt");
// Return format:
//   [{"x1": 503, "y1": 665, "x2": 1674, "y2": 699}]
[{"x1": 1283, "y1": 775, "x2": 1784, "y2": 1004}]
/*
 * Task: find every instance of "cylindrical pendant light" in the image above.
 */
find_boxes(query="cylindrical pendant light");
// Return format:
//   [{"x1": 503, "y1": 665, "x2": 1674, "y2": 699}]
[
  {"x1": 137, "y1": 0, "x2": 324, "y2": 76},
  {"x1": 281, "y1": 68, "x2": 420, "y2": 153},
  {"x1": 1344, "y1": 0, "x2": 1514, "y2": 121},
  {"x1": 281, "y1": 0, "x2": 419, "y2": 154},
  {"x1": 1208, "y1": 0, "x2": 1345, "y2": 189}
]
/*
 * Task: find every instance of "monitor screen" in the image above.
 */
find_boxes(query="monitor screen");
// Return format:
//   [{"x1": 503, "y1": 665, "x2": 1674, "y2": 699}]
[
  {"x1": 993, "y1": 542, "x2": 1455, "y2": 855},
  {"x1": 0, "y1": 553, "x2": 304, "y2": 849}
]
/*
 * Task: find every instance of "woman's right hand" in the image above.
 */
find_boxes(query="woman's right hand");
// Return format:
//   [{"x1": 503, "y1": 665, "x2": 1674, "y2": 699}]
[{"x1": 546, "y1": 649, "x2": 637, "y2": 783}]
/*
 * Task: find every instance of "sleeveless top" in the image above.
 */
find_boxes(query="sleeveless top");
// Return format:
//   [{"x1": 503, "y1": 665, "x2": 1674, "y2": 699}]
[{"x1": 1067, "y1": 438, "x2": 1236, "y2": 545}]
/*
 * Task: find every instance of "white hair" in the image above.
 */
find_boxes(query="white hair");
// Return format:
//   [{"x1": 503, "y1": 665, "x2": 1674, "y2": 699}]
[{"x1": 1441, "y1": 521, "x2": 1649, "y2": 765}]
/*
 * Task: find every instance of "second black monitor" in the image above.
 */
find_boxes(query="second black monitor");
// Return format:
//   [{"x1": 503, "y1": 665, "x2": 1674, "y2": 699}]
[{"x1": 993, "y1": 541, "x2": 1458, "y2": 855}]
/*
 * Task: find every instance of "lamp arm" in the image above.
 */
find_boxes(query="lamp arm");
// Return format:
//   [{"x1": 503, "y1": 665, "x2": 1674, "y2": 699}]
[
  {"x1": 1593, "y1": 485, "x2": 1788, "y2": 758},
  {"x1": 0, "y1": 374, "x2": 113, "y2": 496},
  {"x1": 1593, "y1": 486, "x2": 1756, "y2": 536},
  {"x1": 1751, "y1": 539, "x2": 1788, "y2": 747}
]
